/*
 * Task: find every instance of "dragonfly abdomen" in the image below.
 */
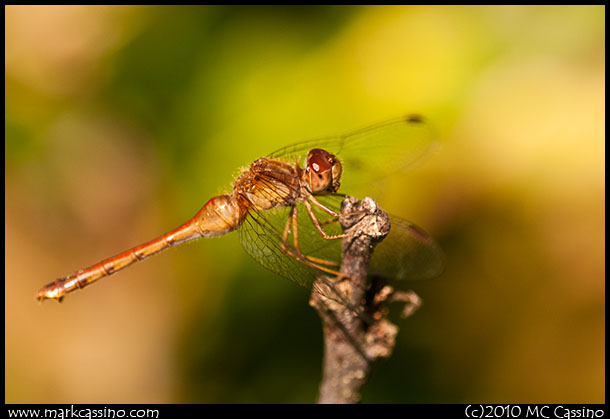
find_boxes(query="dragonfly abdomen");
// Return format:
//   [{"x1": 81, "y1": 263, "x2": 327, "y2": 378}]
[
  {"x1": 191, "y1": 195, "x2": 243, "y2": 236},
  {"x1": 36, "y1": 195, "x2": 242, "y2": 302}
]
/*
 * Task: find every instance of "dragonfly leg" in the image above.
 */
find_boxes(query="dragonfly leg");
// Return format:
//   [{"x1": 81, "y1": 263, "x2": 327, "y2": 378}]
[
  {"x1": 274, "y1": 207, "x2": 371, "y2": 310},
  {"x1": 272, "y1": 205, "x2": 345, "y2": 276},
  {"x1": 303, "y1": 199, "x2": 374, "y2": 294},
  {"x1": 308, "y1": 196, "x2": 366, "y2": 227},
  {"x1": 278, "y1": 205, "x2": 366, "y2": 293},
  {"x1": 304, "y1": 200, "x2": 351, "y2": 240},
  {"x1": 280, "y1": 205, "x2": 333, "y2": 267},
  {"x1": 286, "y1": 242, "x2": 368, "y2": 306},
  {"x1": 290, "y1": 205, "x2": 339, "y2": 268},
  {"x1": 280, "y1": 206, "x2": 295, "y2": 254},
  {"x1": 276, "y1": 205, "x2": 340, "y2": 268},
  {"x1": 304, "y1": 255, "x2": 339, "y2": 267},
  {"x1": 308, "y1": 196, "x2": 341, "y2": 217},
  {"x1": 281, "y1": 242, "x2": 348, "y2": 278}
]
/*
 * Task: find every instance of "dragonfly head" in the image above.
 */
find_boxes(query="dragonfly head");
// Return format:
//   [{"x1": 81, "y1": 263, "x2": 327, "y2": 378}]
[{"x1": 304, "y1": 148, "x2": 342, "y2": 194}]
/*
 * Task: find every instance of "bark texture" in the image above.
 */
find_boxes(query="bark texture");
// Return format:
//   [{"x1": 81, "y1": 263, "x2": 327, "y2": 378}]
[{"x1": 310, "y1": 196, "x2": 421, "y2": 404}]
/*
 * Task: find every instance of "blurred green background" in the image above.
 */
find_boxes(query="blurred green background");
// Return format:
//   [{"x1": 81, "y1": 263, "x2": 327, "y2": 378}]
[{"x1": 5, "y1": 5, "x2": 604, "y2": 403}]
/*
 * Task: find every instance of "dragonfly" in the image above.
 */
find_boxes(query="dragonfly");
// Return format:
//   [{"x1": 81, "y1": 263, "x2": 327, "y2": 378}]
[{"x1": 36, "y1": 115, "x2": 445, "y2": 304}]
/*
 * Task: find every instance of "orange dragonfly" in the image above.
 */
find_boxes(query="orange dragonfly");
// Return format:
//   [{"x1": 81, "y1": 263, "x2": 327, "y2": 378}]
[{"x1": 36, "y1": 115, "x2": 445, "y2": 303}]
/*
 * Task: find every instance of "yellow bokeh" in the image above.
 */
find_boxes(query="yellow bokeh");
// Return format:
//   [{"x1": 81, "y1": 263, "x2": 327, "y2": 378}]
[{"x1": 5, "y1": 5, "x2": 604, "y2": 403}]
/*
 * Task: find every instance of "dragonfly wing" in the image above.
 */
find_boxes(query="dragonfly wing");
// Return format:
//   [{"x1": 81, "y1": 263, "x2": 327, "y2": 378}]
[
  {"x1": 269, "y1": 115, "x2": 438, "y2": 193},
  {"x1": 369, "y1": 216, "x2": 446, "y2": 281},
  {"x1": 240, "y1": 206, "x2": 314, "y2": 289},
  {"x1": 239, "y1": 202, "x2": 374, "y2": 317},
  {"x1": 239, "y1": 191, "x2": 444, "y2": 299},
  {"x1": 316, "y1": 195, "x2": 445, "y2": 282},
  {"x1": 238, "y1": 203, "x2": 342, "y2": 290}
]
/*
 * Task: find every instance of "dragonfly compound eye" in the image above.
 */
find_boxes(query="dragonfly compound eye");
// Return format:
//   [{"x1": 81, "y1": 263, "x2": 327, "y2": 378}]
[{"x1": 306, "y1": 149, "x2": 341, "y2": 194}]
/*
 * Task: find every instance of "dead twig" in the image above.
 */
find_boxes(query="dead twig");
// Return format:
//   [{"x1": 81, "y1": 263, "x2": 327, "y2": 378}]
[{"x1": 310, "y1": 196, "x2": 422, "y2": 404}]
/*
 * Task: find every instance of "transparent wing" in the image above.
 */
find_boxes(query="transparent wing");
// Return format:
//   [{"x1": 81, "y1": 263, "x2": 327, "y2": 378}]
[
  {"x1": 240, "y1": 193, "x2": 444, "y2": 290},
  {"x1": 317, "y1": 195, "x2": 445, "y2": 282},
  {"x1": 239, "y1": 202, "x2": 343, "y2": 290},
  {"x1": 268, "y1": 115, "x2": 439, "y2": 193},
  {"x1": 369, "y1": 217, "x2": 446, "y2": 281},
  {"x1": 239, "y1": 202, "x2": 367, "y2": 314}
]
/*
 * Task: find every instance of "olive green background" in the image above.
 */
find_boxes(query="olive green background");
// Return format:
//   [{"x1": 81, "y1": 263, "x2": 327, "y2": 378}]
[{"x1": 5, "y1": 5, "x2": 604, "y2": 403}]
